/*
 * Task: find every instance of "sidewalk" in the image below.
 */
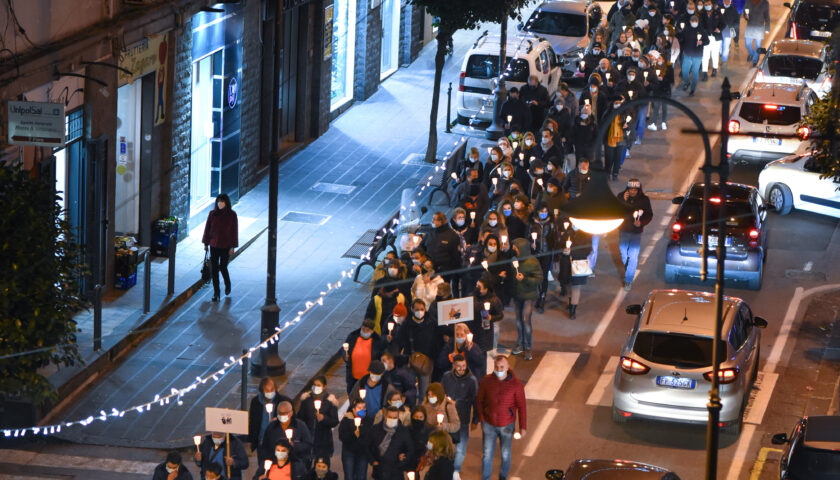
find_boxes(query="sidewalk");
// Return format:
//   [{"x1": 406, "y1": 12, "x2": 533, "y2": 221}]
[{"x1": 47, "y1": 23, "x2": 482, "y2": 448}]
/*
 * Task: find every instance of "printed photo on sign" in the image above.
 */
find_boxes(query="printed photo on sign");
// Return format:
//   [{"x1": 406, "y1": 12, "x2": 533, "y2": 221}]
[
  {"x1": 436, "y1": 296, "x2": 474, "y2": 325},
  {"x1": 205, "y1": 407, "x2": 249, "y2": 435}
]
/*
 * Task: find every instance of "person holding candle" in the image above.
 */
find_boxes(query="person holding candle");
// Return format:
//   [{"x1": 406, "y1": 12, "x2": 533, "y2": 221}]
[
  {"x1": 442, "y1": 354, "x2": 479, "y2": 478},
  {"x1": 381, "y1": 351, "x2": 418, "y2": 406},
  {"x1": 616, "y1": 179, "x2": 653, "y2": 291},
  {"x1": 368, "y1": 406, "x2": 414, "y2": 479},
  {"x1": 699, "y1": 0, "x2": 723, "y2": 80},
  {"x1": 605, "y1": 94, "x2": 634, "y2": 181},
  {"x1": 343, "y1": 318, "x2": 386, "y2": 395},
  {"x1": 470, "y1": 273, "x2": 505, "y2": 354},
  {"x1": 527, "y1": 204, "x2": 560, "y2": 313},
  {"x1": 422, "y1": 430, "x2": 456, "y2": 480},
  {"x1": 743, "y1": 0, "x2": 769, "y2": 66},
  {"x1": 482, "y1": 146, "x2": 505, "y2": 190},
  {"x1": 420, "y1": 211, "x2": 462, "y2": 289},
  {"x1": 262, "y1": 401, "x2": 314, "y2": 468},
  {"x1": 366, "y1": 256, "x2": 409, "y2": 335},
  {"x1": 411, "y1": 258, "x2": 445, "y2": 309},
  {"x1": 449, "y1": 208, "x2": 479, "y2": 295},
  {"x1": 477, "y1": 355, "x2": 526, "y2": 480},
  {"x1": 303, "y1": 457, "x2": 338, "y2": 480},
  {"x1": 649, "y1": 54, "x2": 674, "y2": 131},
  {"x1": 247, "y1": 378, "x2": 290, "y2": 459},
  {"x1": 194, "y1": 432, "x2": 249, "y2": 480},
  {"x1": 498, "y1": 87, "x2": 530, "y2": 137},
  {"x1": 497, "y1": 200, "x2": 526, "y2": 241},
  {"x1": 257, "y1": 440, "x2": 306, "y2": 480},
  {"x1": 532, "y1": 128, "x2": 564, "y2": 178},
  {"x1": 478, "y1": 210, "x2": 507, "y2": 245},
  {"x1": 509, "y1": 238, "x2": 542, "y2": 361},
  {"x1": 350, "y1": 360, "x2": 393, "y2": 420},
  {"x1": 565, "y1": 226, "x2": 593, "y2": 320},
  {"x1": 453, "y1": 168, "x2": 490, "y2": 222},
  {"x1": 435, "y1": 323, "x2": 486, "y2": 380},
  {"x1": 421, "y1": 383, "x2": 461, "y2": 436},
  {"x1": 677, "y1": 14, "x2": 708, "y2": 96},
  {"x1": 519, "y1": 75, "x2": 550, "y2": 132},
  {"x1": 298, "y1": 375, "x2": 340, "y2": 460},
  {"x1": 571, "y1": 106, "x2": 598, "y2": 168},
  {"x1": 338, "y1": 399, "x2": 371, "y2": 480},
  {"x1": 578, "y1": 76, "x2": 607, "y2": 126},
  {"x1": 719, "y1": 0, "x2": 740, "y2": 67},
  {"x1": 152, "y1": 451, "x2": 193, "y2": 480}
]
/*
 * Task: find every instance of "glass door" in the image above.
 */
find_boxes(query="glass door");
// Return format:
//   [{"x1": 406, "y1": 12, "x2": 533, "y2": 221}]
[
  {"x1": 330, "y1": 0, "x2": 356, "y2": 110},
  {"x1": 380, "y1": 0, "x2": 400, "y2": 79},
  {"x1": 190, "y1": 51, "x2": 223, "y2": 215}
]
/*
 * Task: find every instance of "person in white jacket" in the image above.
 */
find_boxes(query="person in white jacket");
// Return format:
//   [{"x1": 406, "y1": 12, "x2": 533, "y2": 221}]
[{"x1": 412, "y1": 259, "x2": 445, "y2": 307}]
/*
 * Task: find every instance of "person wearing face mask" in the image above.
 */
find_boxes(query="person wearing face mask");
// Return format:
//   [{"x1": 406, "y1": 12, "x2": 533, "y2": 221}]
[
  {"x1": 257, "y1": 440, "x2": 306, "y2": 480},
  {"x1": 367, "y1": 257, "x2": 409, "y2": 335},
  {"x1": 719, "y1": 0, "x2": 740, "y2": 67},
  {"x1": 468, "y1": 274, "x2": 504, "y2": 354},
  {"x1": 571, "y1": 105, "x2": 598, "y2": 168},
  {"x1": 536, "y1": 176, "x2": 567, "y2": 214},
  {"x1": 678, "y1": 14, "x2": 708, "y2": 96},
  {"x1": 609, "y1": 0, "x2": 634, "y2": 45},
  {"x1": 194, "y1": 431, "x2": 249, "y2": 480},
  {"x1": 616, "y1": 179, "x2": 653, "y2": 291},
  {"x1": 350, "y1": 360, "x2": 393, "y2": 421},
  {"x1": 518, "y1": 75, "x2": 550, "y2": 131},
  {"x1": 441, "y1": 355, "x2": 479, "y2": 478},
  {"x1": 343, "y1": 318, "x2": 386, "y2": 394},
  {"x1": 201, "y1": 194, "x2": 239, "y2": 302},
  {"x1": 498, "y1": 87, "x2": 531, "y2": 136},
  {"x1": 497, "y1": 199, "x2": 527, "y2": 241},
  {"x1": 563, "y1": 226, "x2": 594, "y2": 319},
  {"x1": 490, "y1": 164, "x2": 517, "y2": 206},
  {"x1": 743, "y1": 0, "x2": 770, "y2": 67},
  {"x1": 677, "y1": 1, "x2": 697, "y2": 32},
  {"x1": 562, "y1": 158, "x2": 592, "y2": 198},
  {"x1": 420, "y1": 211, "x2": 461, "y2": 283},
  {"x1": 605, "y1": 95, "x2": 634, "y2": 181},
  {"x1": 528, "y1": 204, "x2": 559, "y2": 313},
  {"x1": 477, "y1": 355, "x2": 526, "y2": 480},
  {"x1": 298, "y1": 376, "x2": 340, "y2": 460},
  {"x1": 421, "y1": 382, "x2": 461, "y2": 436},
  {"x1": 578, "y1": 76, "x2": 608, "y2": 126},
  {"x1": 380, "y1": 350, "x2": 418, "y2": 406},
  {"x1": 411, "y1": 259, "x2": 445, "y2": 309},
  {"x1": 422, "y1": 430, "x2": 457, "y2": 480},
  {"x1": 374, "y1": 389, "x2": 413, "y2": 425},
  {"x1": 435, "y1": 322, "x2": 486, "y2": 379},
  {"x1": 368, "y1": 406, "x2": 414, "y2": 479},
  {"x1": 153, "y1": 451, "x2": 193, "y2": 480},
  {"x1": 526, "y1": 159, "x2": 549, "y2": 201},
  {"x1": 519, "y1": 132, "x2": 538, "y2": 162},
  {"x1": 648, "y1": 53, "x2": 674, "y2": 131},
  {"x1": 547, "y1": 100, "x2": 573, "y2": 156},
  {"x1": 559, "y1": 82, "x2": 578, "y2": 120},
  {"x1": 395, "y1": 299, "x2": 440, "y2": 398},
  {"x1": 247, "y1": 378, "x2": 293, "y2": 461},
  {"x1": 643, "y1": 4, "x2": 662, "y2": 44},
  {"x1": 581, "y1": 42, "x2": 606, "y2": 79},
  {"x1": 454, "y1": 168, "x2": 490, "y2": 222},
  {"x1": 303, "y1": 457, "x2": 338, "y2": 480},
  {"x1": 454, "y1": 147, "x2": 484, "y2": 185},
  {"x1": 497, "y1": 137, "x2": 515, "y2": 163},
  {"x1": 478, "y1": 211, "x2": 507, "y2": 245},
  {"x1": 338, "y1": 399, "x2": 371, "y2": 480},
  {"x1": 261, "y1": 401, "x2": 314, "y2": 467},
  {"x1": 483, "y1": 146, "x2": 505, "y2": 189},
  {"x1": 407, "y1": 407, "x2": 435, "y2": 475},
  {"x1": 534, "y1": 127, "x2": 564, "y2": 172},
  {"x1": 699, "y1": 0, "x2": 723, "y2": 80},
  {"x1": 509, "y1": 238, "x2": 542, "y2": 360}
]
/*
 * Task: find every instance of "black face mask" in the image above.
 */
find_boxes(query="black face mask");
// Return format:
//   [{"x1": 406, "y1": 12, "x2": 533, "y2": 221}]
[{"x1": 411, "y1": 419, "x2": 425, "y2": 429}]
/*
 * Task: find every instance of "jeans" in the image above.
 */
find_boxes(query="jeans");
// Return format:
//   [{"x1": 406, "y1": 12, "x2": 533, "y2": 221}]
[
  {"x1": 702, "y1": 38, "x2": 721, "y2": 71},
  {"x1": 721, "y1": 35, "x2": 733, "y2": 64},
  {"x1": 745, "y1": 36, "x2": 763, "y2": 64},
  {"x1": 537, "y1": 254, "x2": 553, "y2": 302},
  {"x1": 588, "y1": 234, "x2": 600, "y2": 269},
  {"x1": 605, "y1": 145, "x2": 625, "y2": 177},
  {"x1": 635, "y1": 104, "x2": 649, "y2": 140},
  {"x1": 342, "y1": 448, "x2": 368, "y2": 480},
  {"x1": 513, "y1": 298, "x2": 534, "y2": 350},
  {"x1": 619, "y1": 231, "x2": 642, "y2": 285},
  {"x1": 209, "y1": 246, "x2": 231, "y2": 296},
  {"x1": 454, "y1": 423, "x2": 471, "y2": 472},
  {"x1": 482, "y1": 421, "x2": 514, "y2": 480},
  {"x1": 681, "y1": 55, "x2": 701, "y2": 92},
  {"x1": 650, "y1": 100, "x2": 668, "y2": 124}
]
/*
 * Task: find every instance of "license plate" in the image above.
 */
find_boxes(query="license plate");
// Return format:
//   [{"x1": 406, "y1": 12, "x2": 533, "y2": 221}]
[
  {"x1": 811, "y1": 30, "x2": 832, "y2": 37},
  {"x1": 698, "y1": 235, "x2": 732, "y2": 247},
  {"x1": 656, "y1": 376, "x2": 696, "y2": 389},
  {"x1": 752, "y1": 136, "x2": 782, "y2": 146},
  {"x1": 483, "y1": 98, "x2": 495, "y2": 107}
]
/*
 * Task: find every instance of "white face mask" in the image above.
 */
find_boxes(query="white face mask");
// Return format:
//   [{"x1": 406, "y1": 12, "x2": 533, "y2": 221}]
[
  {"x1": 502, "y1": 170, "x2": 511, "y2": 178},
  {"x1": 524, "y1": 139, "x2": 533, "y2": 146},
  {"x1": 704, "y1": 4, "x2": 711, "y2": 10},
  {"x1": 264, "y1": 391, "x2": 276, "y2": 400},
  {"x1": 428, "y1": 396, "x2": 438, "y2": 405},
  {"x1": 312, "y1": 385, "x2": 323, "y2": 395},
  {"x1": 590, "y1": 86, "x2": 598, "y2": 93},
  {"x1": 275, "y1": 450, "x2": 288, "y2": 461},
  {"x1": 212, "y1": 436, "x2": 224, "y2": 445},
  {"x1": 628, "y1": 75, "x2": 635, "y2": 82},
  {"x1": 580, "y1": 167, "x2": 589, "y2": 174},
  {"x1": 487, "y1": 245, "x2": 497, "y2": 253},
  {"x1": 279, "y1": 415, "x2": 290, "y2": 423},
  {"x1": 414, "y1": 310, "x2": 425, "y2": 319},
  {"x1": 614, "y1": 103, "x2": 622, "y2": 109},
  {"x1": 369, "y1": 374, "x2": 382, "y2": 383},
  {"x1": 491, "y1": 154, "x2": 499, "y2": 161},
  {"x1": 388, "y1": 267, "x2": 398, "y2": 276},
  {"x1": 580, "y1": 113, "x2": 589, "y2": 120},
  {"x1": 427, "y1": 441, "x2": 434, "y2": 450},
  {"x1": 392, "y1": 399, "x2": 403, "y2": 408},
  {"x1": 360, "y1": 330, "x2": 372, "y2": 339},
  {"x1": 385, "y1": 418, "x2": 399, "y2": 428},
  {"x1": 166, "y1": 466, "x2": 177, "y2": 474},
  {"x1": 494, "y1": 369, "x2": 507, "y2": 379},
  {"x1": 488, "y1": 219, "x2": 498, "y2": 227},
  {"x1": 691, "y1": 22, "x2": 699, "y2": 28}
]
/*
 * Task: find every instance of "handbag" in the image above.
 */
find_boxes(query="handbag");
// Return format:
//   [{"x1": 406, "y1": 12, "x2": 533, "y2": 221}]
[
  {"x1": 409, "y1": 352, "x2": 433, "y2": 377},
  {"x1": 571, "y1": 259, "x2": 592, "y2": 277},
  {"x1": 201, "y1": 251, "x2": 212, "y2": 283}
]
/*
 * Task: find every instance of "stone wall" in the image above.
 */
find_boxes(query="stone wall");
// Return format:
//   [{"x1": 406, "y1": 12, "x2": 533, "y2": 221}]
[
  {"x1": 239, "y1": 0, "x2": 264, "y2": 192},
  {"x1": 353, "y1": 0, "x2": 381, "y2": 101},
  {"x1": 169, "y1": 18, "x2": 193, "y2": 240}
]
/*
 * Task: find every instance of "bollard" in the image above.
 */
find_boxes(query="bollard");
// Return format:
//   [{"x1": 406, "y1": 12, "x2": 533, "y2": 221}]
[
  {"x1": 143, "y1": 250, "x2": 151, "y2": 314},
  {"x1": 446, "y1": 82, "x2": 453, "y2": 134},
  {"x1": 167, "y1": 233, "x2": 176, "y2": 296},
  {"x1": 241, "y1": 349, "x2": 249, "y2": 410},
  {"x1": 93, "y1": 284, "x2": 102, "y2": 351}
]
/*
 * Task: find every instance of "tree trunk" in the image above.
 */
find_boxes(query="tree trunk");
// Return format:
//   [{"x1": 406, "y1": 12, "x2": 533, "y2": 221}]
[{"x1": 424, "y1": 31, "x2": 451, "y2": 163}]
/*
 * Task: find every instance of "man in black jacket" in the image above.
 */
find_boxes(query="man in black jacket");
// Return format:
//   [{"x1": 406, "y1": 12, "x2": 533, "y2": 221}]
[
  {"x1": 152, "y1": 451, "x2": 193, "y2": 480},
  {"x1": 442, "y1": 354, "x2": 479, "y2": 476},
  {"x1": 616, "y1": 178, "x2": 653, "y2": 291},
  {"x1": 261, "y1": 401, "x2": 314, "y2": 467},
  {"x1": 578, "y1": 76, "x2": 609, "y2": 126},
  {"x1": 368, "y1": 407, "x2": 414, "y2": 479},
  {"x1": 499, "y1": 87, "x2": 531, "y2": 136},
  {"x1": 194, "y1": 432, "x2": 249, "y2": 480},
  {"x1": 679, "y1": 14, "x2": 708, "y2": 95},
  {"x1": 519, "y1": 75, "x2": 551, "y2": 131},
  {"x1": 562, "y1": 158, "x2": 592, "y2": 198},
  {"x1": 247, "y1": 377, "x2": 293, "y2": 467},
  {"x1": 719, "y1": 0, "x2": 739, "y2": 67},
  {"x1": 422, "y1": 212, "x2": 461, "y2": 282}
]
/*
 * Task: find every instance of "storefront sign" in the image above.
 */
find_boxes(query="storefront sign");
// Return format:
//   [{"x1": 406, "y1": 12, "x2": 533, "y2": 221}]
[
  {"x1": 119, "y1": 33, "x2": 169, "y2": 126},
  {"x1": 323, "y1": 5, "x2": 334, "y2": 61},
  {"x1": 7, "y1": 101, "x2": 66, "y2": 147},
  {"x1": 227, "y1": 77, "x2": 238, "y2": 109}
]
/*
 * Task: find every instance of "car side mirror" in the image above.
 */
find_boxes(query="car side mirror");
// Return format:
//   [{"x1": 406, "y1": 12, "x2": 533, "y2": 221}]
[
  {"x1": 732, "y1": 92, "x2": 741, "y2": 99},
  {"x1": 772, "y1": 432, "x2": 789, "y2": 444},
  {"x1": 783, "y1": 2, "x2": 791, "y2": 7},
  {"x1": 757, "y1": 47, "x2": 767, "y2": 55},
  {"x1": 546, "y1": 470, "x2": 565, "y2": 480},
  {"x1": 754, "y1": 316, "x2": 768, "y2": 328},
  {"x1": 626, "y1": 304, "x2": 642, "y2": 315},
  {"x1": 672, "y1": 196, "x2": 685, "y2": 205}
]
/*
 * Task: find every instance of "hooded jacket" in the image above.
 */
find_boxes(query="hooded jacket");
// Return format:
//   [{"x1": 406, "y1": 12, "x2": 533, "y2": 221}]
[
  {"x1": 511, "y1": 238, "x2": 543, "y2": 301},
  {"x1": 617, "y1": 185, "x2": 654, "y2": 234}
]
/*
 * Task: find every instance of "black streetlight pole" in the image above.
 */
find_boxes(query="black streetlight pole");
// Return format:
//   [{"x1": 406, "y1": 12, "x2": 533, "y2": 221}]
[{"x1": 486, "y1": 10, "x2": 508, "y2": 140}]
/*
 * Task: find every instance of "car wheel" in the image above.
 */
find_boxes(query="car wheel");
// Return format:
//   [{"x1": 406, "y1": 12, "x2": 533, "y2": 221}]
[
  {"x1": 723, "y1": 416, "x2": 743, "y2": 436},
  {"x1": 664, "y1": 264, "x2": 678, "y2": 284},
  {"x1": 612, "y1": 406, "x2": 629, "y2": 424},
  {"x1": 769, "y1": 184, "x2": 793, "y2": 215},
  {"x1": 456, "y1": 113, "x2": 470, "y2": 125},
  {"x1": 747, "y1": 263, "x2": 763, "y2": 290}
]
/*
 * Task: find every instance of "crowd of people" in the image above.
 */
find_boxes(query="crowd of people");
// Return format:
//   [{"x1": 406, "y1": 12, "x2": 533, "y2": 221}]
[{"x1": 149, "y1": 0, "x2": 776, "y2": 478}]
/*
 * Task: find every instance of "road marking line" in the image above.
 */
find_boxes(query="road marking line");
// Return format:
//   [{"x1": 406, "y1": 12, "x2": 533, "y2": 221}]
[
  {"x1": 524, "y1": 352, "x2": 579, "y2": 401},
  {"x1": 586, "y1": 356, "x2": 619, "y2": 406},
  {"x1": 726, "y1": 423, "x2": 758, "y2": 480},
  {"x1": 744, "y1": 372, "x2": 778, "y2": 425},
  {"x1": 0, "y1": 449, "x2": 158, "y2": 474},
  {"x1": 587, "y1": 290, "x2": 628, "y2": 347},
  {"x1": 749, "y1": 447, "x2": 784, "y2": 480},
  {"x1": 522, "y1": 407, "x2": 559, "y2": 457},
  {"x1": 337, "y1": 399, "x2": 349, "y2": 419},
  {"x1": 765, "y1": 287, "x2": 803, "y2": 374}
]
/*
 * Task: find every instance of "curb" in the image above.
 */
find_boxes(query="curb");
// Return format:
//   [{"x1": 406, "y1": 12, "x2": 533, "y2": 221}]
[{"x1": 39, "y1": 226, "x2": 268, "y2": 427}]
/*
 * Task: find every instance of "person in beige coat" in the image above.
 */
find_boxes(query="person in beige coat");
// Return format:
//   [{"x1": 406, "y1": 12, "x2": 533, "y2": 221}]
[{"x1": 421, "y1": 382, "x2": 460, "y2": 434}]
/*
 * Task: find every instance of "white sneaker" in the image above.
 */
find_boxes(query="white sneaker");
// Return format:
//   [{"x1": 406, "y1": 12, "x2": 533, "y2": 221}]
[
  {"x1": 647, "y1": 122, "x2": 658, "y2": 131},
  {"x1": 453, "y1": 472, "x2": 462, "y2": 480},
  {"x1": 661, "y1": 122, "x2": 668, "y2": 130}
]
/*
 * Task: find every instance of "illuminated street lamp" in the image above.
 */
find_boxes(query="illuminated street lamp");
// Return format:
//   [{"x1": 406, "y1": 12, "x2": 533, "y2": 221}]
[{"x1": 562, "y1": 175, "x2": 626, "y2": 235}]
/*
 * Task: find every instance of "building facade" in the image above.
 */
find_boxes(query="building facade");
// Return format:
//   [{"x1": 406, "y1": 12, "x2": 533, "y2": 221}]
[{"x1": 0, "y1": 0, "x2": 429, "y2": 296}]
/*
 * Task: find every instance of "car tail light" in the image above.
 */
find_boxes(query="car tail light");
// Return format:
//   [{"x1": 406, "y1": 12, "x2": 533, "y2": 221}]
[
  {"x1": 791, "y1": 22, "x2": 798, "y2": 39},
  {"x1": 620, "y1": 356, "x2": 650, "y2": 375},
  {"x1": 459, "y1": 72, "x2": 465, "y2": 92},
  {"x1": 618, "y1": 409, "x2": 633, "y2": 418},
  {"x1": 749, "y1": 228, "x2": 760, "y2": 247},
  {"x1": 704, "y1": 367, "x2": 739, "y2": 384},
  {"x1": 763, "y1": 104, "x2": 779, "y2": 111},
  {"x1": 797, "y1": 125, "x2": 811, "y2": 140},
  {"x1": 671, "y1": 222, "x2": 682, "y2": 241},
  {"x1": 728, "y1": 120, "x2": 740, "y2": 134},
  {"x1": 709, "y1": 197, "x2": 722, "y2": 204}
]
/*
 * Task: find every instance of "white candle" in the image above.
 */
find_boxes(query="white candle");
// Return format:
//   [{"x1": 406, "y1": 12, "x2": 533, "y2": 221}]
[
  {"x1": 266, "y1": 403, "x2": 274, "y2": 415},
  {"x1": 492, "y1": 177, "x2": 498, "y2": 185},
  {"x1": 193, "y1": 435, "x2": 202, "y2": 447},
  {"x1": 680, "y1": 22, "x2": 685, "y2": 29},
  {"x1": 519, "y1": 152, "x2": 525, "y2": 160},
  {"x1": 697, "y1": 33, "x2": 702, "y2": 40},
  {"x1": 617, "y1": 64, "x2": 623, "y2": 71},
  {"x1": 512, "y1": 142, "x2": 518, "y2": 150},
  {"x1": 531, "y1": 232, "x2": 538, "y2": 240},
  {"x1": 467, "y1": 333, "x2": 474, "y2": 344},
  {"x1": 342, "y1": 342, "x2": 349, "y2": 352},
  {"x1": 354, "y1": 417, "x2": 362, "y2": 427},
  {"x1": 745, "y1": 8, "x2": 749, "y2": 15},
  {"x1": 388, "y1": 322, "x2": 394, "y2": 333},
  {"x1": 451, "y1": 172, "x2": 457, "y2": 180},
  {"x1": 314, "y1": 399, "x2": 322, "y2": 411},
  {"x1": 470, "y1": 211, "x2": 476, "y2": 220},
  {"x1": 628, "y1": 90, "x2": 633, "y2": 99},
  {"x1": 606, "y1": 72, "x2": 611, "y2": 80},
  {"x1": 481, "y1": 260, "x2": 489, "y2": 270},
  {"x1": 656, "y1": 69, "x2": 661, "y2": 76},
  {"x1": 584, "y1": 99, "x2": 590, "y2": 105},
  {"x1": 566, "y1": 238, "x2": 572, "y2": 249},
  {"x1": 537, "y1": 178, "x2": 543, "y2": 186},
  {"x1": 514, "y1": 432, "x2": 522, "y2": 440},
  {"x1": 626, "y1": 115, "x2": 632, "y2": 123},
  {"x1": 580, "y1": 60, "x2": 586, "y2": 69},
  {"x1": 512, "y1": 259, "x2": 520, "y2": 270},
  {"x1": 487, "y1": 147, "x2": 493, "y2": 154},
  {"x1": 644, "y1": 71, "x2": 648, "y2": 79},
  {"x1": 721, "y1": 7, "x2": 725, "y2": 13},
  {"x1": 622, "y1": 25, "x2": 626, "y2": 31},
  {"x1": 501, "y1": 235, "x2": 508, "y2": 244},
  {"x1": 554, "y1": 209, "x2": 559, "y2": 217},
  {"x1": 407, "y1": 472, "x2": 416, "y2": 480},
  {"x1": 469, "y1": 256, "x2": 475, "y2": 264},
  {"x1": 264, "y1": 459, "x2": 273, "y2": 472},
  {"x1": 506, "y1": 115, "x2": 513, "y2": 123},
  {"x1": 359, "y1": 389, "x2": 366, "y2": 399},
  {"x1": 436, "y1": 413, "x2": 445, "y2": 424},
  {"x1": 285, "y1": 428, "x2": 294, "y2": 440},
  {"x1": 564, "y1": 221, "x2": 570, "y2": 230}
]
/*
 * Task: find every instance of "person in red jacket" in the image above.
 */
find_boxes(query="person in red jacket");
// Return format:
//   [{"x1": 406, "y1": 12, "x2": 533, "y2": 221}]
[
  {"x1": 202, "y1": 194, "x2": 238, "y2": 302},
  {"x1": 476, "y1": 355, "x2": 526, "y2": 480}
]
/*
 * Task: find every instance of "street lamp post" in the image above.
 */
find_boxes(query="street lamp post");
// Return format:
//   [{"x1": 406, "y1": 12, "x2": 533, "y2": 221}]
[{"x1": 485, "y1": 11, "x2": 508, "y2": 140}]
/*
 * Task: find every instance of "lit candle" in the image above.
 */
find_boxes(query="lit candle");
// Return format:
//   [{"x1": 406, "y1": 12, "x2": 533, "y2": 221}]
[
  {"x1": 193, "y1": 435, "x2": 202, "y2": 448},
  {"x1": 585, "y1": 99, "x2": 590, "y2": 105},
  {"x1": 407, "y1": 472, "x2": 416, "y2": 480},
  {"x1": 492, "y1": 177, "x2": 498, "y2": 185},
  {"x1": 487, "y1": 147, "x2": 493, "y2": 154},
  {"x1": 354, "y1": 417, "x2": 362, "y2": 427},
  {"x1": 506, "y1": 115, "x2": 513, "y2": 123},
  {"x1": 470, "y1": 211, "x2": 476, "y2": 220},
  {"x1": 566, "y1": 238, "x2": 572, "y2": 249},
  {"x1": 745, "y1": 8, "x2": 749, "y2": 15},
  {"x1": 606, "y1": 72, "x2": 611, "y2": 80},
  {"x1": 342, "y1": 342, "x2": 349, "y2": 352},
  {"x1": 670, "y1": 0, "x2": 674, "y2": 6},
  {"x1": 531, "y1": 232, "x2": 538, "y2": 241},
  {"x1": 656, "y1": 69, "x2": 661, "y2": 76},
  {"x1": 628, "y1": 90, "x2": 633, "y2": 99},
  {"x1": 436, "y1": 413, "x2": 445, "y2": 425},
  {"x1": 697, "y1": 33, "x2": 702, "y2": 40},
  {"x1": 514, "y1": 432, "x2": 522, "y2": 440},
  {"x1": 643, "y1": 71, "x2": 648, "y2": 79},
  {"x1": 481, "y1": 260, "x2": 489, "y2": 270},
  {"x1": 388, "y1": 322, "x2": 394, "y2": 333},
  {"x1": 564, "y1": 221, "x2": 570, "y2": 230},
  {"x1": 314, "y1": 399, "x2": 322, "y2": 411},
  {"x1": 553, "y1": 209, "x2": 559, "y2": 217},
  {"x1": 501, "y1": 234, "x2": 508, "y2": 245},
  {"x1": 484, "y1": 301, "x2": 491, "y2": 311},
  {"x1": 266, "y1": 403, "x2": 274, "y2": 415},
  {"x1": 578, "y1": 52, "x2": 584, "y2": 58},
  {"x1": 285, "y1": 428, "x2": 294, "y2": 441},
  {"x1": 617, "y1": 64, "x2": 623, "y2": 71},
  {"x1": 264, "y1": 459, "x2": 272, "y2": 472},
  {"x1": 467, "y1": 333, "x2": 474, "y2": 344},
  {"x1": 580, "y1": 60, "x2": 585, "y2": 69},
  {"x1": 680, "y1": 22, "x2": 685, "y2": 29},
  {"x1": 519, "y1": 152, "x2": 525, "y2": 160},
  {"x1": 512, "y1": 259, "x2": 520, "y2": 271},
  {"x1": 451, "y1": 172, "x2": 457, "y2": 180},
  {"x1": 469, "y1": 256, "x2": 475, "y2": 264},
  {"x1": 512, "y1": 142, "x2": 518, "y2": 150},
  {"x1": 720, "y1": 7, "x2": 724, "y2": 13},
  {"x1": 359, "y1": 389, "x2": 366, "y2": 399},
  {"x1": 537, "y1": 178, "x2": 543, "y2": 186},
  {"x1": 626, "y1": 115, "x2": 632, "y2": 123},
  {"x1": 622, "y1": 25, "x2": 626, "y2": 31},
  {"x1": 530, "y1": 156, "x2": 535, "y2": 162}
]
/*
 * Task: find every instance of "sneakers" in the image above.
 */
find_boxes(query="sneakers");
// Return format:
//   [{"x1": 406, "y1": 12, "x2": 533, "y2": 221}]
[
  {"x1": 524, "y1": 350, "x2": 533, "y2": 361},
  {"x1": 634, "y1": 138, "x2": 642, "y2": 145},
  {"x1": 512, "y1": 345, "x2": 524, "y2": 355},
  {"x1": 624, "y1": 282, "x2": 632, "y2": 292},
  {"x1": 647, "y1": 122, "x2": 658, "y2": 131},
  {"x1": 661, "y1": 122, "x2": 667, "y2": 130},
  {"x1": 712, "y1": 68, "x2": 717, "y2": 77},
  {"x1": 453, "y1": 472, "x2": 461, "y2": 480},
  {"x1": 212, "y1": 295, "x2": 220, "y2": 302}
]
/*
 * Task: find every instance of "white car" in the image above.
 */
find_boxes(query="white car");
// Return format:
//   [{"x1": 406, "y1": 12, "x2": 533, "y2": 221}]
[
  {"x1": 753, "y1": 39, "x2": 831, "y2": 98},
  {"x1": 519, "y1": 0, "x2": 594, "y2": 79},
  {"x1": 456, "y1": 33, "x2": 561, "y2": 124},
  {"x1": 758, "y1": 152, "x2": 840, "y2": 218}
]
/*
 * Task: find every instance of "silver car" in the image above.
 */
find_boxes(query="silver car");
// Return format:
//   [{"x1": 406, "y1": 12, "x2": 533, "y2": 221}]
[
  {"x1": 612, "y1": 289, "x2": 767, "y2": 434},
  {"x1": 755, "y1": 39, "x2": 830, "y2": 97}
]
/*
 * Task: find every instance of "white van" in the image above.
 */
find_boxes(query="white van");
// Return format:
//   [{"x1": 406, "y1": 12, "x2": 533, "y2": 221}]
[{"x1": 456, "y1": 33, "x2": 561, "y2": 124}]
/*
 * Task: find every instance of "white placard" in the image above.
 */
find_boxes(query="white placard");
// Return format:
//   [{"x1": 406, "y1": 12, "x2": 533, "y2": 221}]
[
  {"x1": 7, "y1": 101, "x2": 65, "y2": 147},
  {"x1": 436, "y1": 296, "x2": 475, "y2": 326},
  {"x1": 205, "y1": 407, "x2": 249, "y2": 435}
]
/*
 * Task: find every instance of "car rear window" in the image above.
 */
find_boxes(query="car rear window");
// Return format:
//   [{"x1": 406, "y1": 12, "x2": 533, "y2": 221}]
[
  {"x1": 789, "y1": 448, "x2": 840, "y2": 478},
  {"x1": 795, "y1": 2, "x2": 840, "y2": 29},
  {"x1": 738, "y1": 102, "x2": 801, "y2": 125},
  {"x1": 465, "y1": 55, "x2": 530, "y2": 83},
  {"x1": 633, "y1": 332, "x2": 724, "y2": 368},
  {"x1": 525, "y1": 11, "x2": 588, "y2": 37},
  {"x1": 767, "y1": 55, "x2": 823, "y2": 80},
  {"x1": 678, "y1": 199, "x2": 755, "y2": 229}
]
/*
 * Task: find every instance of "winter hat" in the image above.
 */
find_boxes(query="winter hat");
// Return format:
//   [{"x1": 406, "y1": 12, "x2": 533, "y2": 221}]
[
  {"x1": 627, "y1": 178, "x2": 642, "y2": 189},
  {"x1": 592, "y1": 42, "x2": 603, "y2": 50},
  {"x1": 369, "y1": 360, "x2": 386, "y2": 375},
  {"x1": 393, "y1": 303, "x2": 408, "y2": 317},
  {"x1": 588, "y1": 72, "x2": 602, "y2": 85}
]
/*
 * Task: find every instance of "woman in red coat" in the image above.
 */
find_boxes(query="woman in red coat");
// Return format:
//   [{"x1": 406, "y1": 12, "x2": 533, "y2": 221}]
[{"x1": 202, "y1": 194, "x2": 238, "y2": 301}]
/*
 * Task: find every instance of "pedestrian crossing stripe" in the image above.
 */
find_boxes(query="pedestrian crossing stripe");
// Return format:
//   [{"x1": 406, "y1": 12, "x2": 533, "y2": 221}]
[{"x1": 524, "y1": 352, "x2": 579, "y2": 401}]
